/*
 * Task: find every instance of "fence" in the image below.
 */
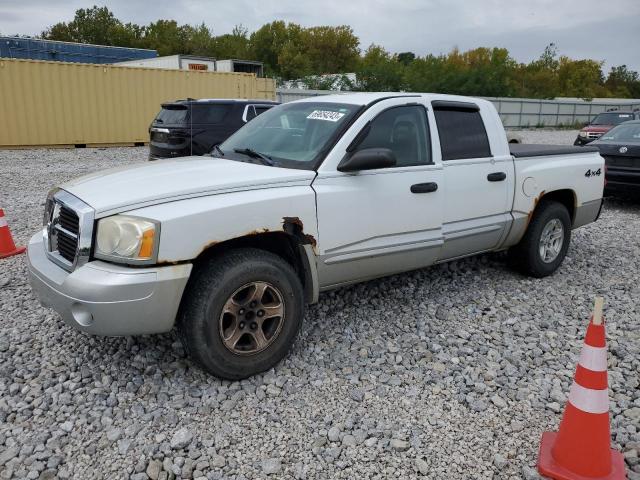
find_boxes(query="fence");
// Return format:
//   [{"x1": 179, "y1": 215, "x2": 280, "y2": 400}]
[
  {"x1": 0, "y1": 59, "x2": 276, "y2": 147},
  {"x1": 276, "y1": 88, "x2": 640, "y2": 128}
]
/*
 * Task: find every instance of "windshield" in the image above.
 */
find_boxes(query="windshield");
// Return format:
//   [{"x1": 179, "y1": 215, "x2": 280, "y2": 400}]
[
  {"x1": 155, "y1": 105, "x2": 188, "y2": 125},
  {"x1": 591, "y1": 112, "x2": 634, "y2": 126},
  {"x1": 218, "y1": 101, "x2": 361, "y2": 169},
  {"x1": 599, "y1": 123, "x2": 640, "y2": 143}
]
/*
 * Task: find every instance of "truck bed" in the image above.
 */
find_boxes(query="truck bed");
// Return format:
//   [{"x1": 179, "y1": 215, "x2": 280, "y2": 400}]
[{"x1": 510, "y1": 144, "x2": 599, "y2": 158}]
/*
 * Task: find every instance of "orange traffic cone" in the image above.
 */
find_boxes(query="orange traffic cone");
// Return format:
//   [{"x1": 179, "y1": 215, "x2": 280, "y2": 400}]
[
  {"x1": 537, "y1": 297, "x2": 626, "y2": 480},
  {"x1": 0, "y1": 209, "x2": 26, "y2": 259}
]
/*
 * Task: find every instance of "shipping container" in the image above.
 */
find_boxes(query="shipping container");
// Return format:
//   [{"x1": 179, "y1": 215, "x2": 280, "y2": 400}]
[
  {"x1": 0, "y1": 58, "x2": 276, "y2": 147},
  {"x1": 0, "y1": 36, "x2": 157, "y2": 64}
]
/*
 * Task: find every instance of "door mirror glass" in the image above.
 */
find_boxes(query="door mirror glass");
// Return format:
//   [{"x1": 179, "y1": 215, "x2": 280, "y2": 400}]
[{"x1": 338, "y1": 148, "x2": 397, "y2": 172}]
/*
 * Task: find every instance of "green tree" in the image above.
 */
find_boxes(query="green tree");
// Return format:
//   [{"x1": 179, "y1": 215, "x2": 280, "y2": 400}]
[
  {"x1": 557, "y1": 57, "x2": 606, "y2": 99},
  {"x1": 605, "y1": 65, "x2": 640, "y2": 98},
  {"x1": 139, "y1": 20, "x2": 187, "y2": 56},
  {"x1": 397, "y1": 52, "x2": 415, "y2": 66},
  {"x1": 213, "y1": 25, "x2": 252, "y2": 60},
  {"x1": 356, "y1": 45, "x2": 405, "y2": 91},
  {"x1": 42, "y1": 6, "x2": 136, "y2": 47},
  {"x1": 301, "y1": 25, "x2": 360, "y2": 74},
  {"x1": 249, "y1": 21, "x2": 304, "y2": 77}
]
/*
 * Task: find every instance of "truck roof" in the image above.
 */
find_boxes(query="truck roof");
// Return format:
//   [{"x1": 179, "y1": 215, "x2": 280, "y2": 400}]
[{"x1": 292, "y1": 92, "x2": 494, "y2": 107}]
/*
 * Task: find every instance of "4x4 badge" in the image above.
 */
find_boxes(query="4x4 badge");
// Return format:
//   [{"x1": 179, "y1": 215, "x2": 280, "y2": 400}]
[{"x1": 619, "y1": 146, "x2": 628, "y2": 153}]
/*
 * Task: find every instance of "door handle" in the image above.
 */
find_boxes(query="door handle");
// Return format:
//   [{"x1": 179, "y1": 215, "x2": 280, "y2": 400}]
[
  {"x1": 487, "y1": 172, "x2": 507, "y2": 182},
  {"x1": 410, "y1": 182, "x2": 438, "y2": 193}
]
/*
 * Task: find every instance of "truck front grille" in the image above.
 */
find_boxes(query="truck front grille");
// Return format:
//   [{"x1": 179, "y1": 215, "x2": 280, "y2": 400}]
[
  {"x1": 55, "y1": 206, "x2": 79, "y2": 262},
  {"x1": 603, "y1": 155, "x2": 640, "y2": 169},
  {"x1": 44, "y1": 190, "x2": 94, "y2": 271},
  {"x1": 587, "y1": 132, "x2": 603, "y2": 139}
]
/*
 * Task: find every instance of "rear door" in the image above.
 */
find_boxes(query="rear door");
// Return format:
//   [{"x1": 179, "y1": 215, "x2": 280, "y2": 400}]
[
  {"x1": 313, "y1": 98, "x2": 444, "y2": 288},
  {"x1": 433, "y1": 101, "x2": 514, "y2": 260},
  {"x1": 190, "y1": 103, "x2": 234, "y2": 155}
]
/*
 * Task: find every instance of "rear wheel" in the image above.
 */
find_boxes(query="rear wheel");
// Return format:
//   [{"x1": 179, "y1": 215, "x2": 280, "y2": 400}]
[
  {"x1": 509, "y1": 200, "x2": 571, "y2": 278},
  {"x1": 178, "y1": 248, "x2": 304, "y2": 379}
]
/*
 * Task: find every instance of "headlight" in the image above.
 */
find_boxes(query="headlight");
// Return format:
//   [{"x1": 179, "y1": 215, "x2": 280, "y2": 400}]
[
  {"x1": 579, "y1": 131, "x2": 588, "y2": 138},
  {"x1": 95, "y1": 215, "x2": 159, "y2": 264}
]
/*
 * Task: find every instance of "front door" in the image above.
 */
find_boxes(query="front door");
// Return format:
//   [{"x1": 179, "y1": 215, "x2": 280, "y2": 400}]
[{"x1": 312, "y1": 100, "x2": 444, "y2": 289}]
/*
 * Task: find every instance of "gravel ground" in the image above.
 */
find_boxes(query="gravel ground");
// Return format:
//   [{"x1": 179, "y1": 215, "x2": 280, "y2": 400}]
[
  {"x1": 0, "y1": 134, "x2": 638, "y2": 480},
  {"x1": 508, "y1": 129, "x2": 580, "y2": 145}
]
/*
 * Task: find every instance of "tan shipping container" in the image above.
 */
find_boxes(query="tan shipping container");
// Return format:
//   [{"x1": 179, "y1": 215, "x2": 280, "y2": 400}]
[{"x1": 0, "y1": 58, "x2": 276, "y2": 147}]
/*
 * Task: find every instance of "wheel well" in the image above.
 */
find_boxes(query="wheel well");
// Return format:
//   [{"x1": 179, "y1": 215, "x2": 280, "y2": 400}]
[
  {"x1": 192, "y1": 232, "x2": 310, "y2": 299},
  {"x1": 537, "y1": 189, "x2": 576, "y2": 223}
]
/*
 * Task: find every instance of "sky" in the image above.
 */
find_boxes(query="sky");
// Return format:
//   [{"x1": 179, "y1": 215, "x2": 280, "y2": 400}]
[{"x1": 1, "y1": 0, "x2": 639, "y2": 72}]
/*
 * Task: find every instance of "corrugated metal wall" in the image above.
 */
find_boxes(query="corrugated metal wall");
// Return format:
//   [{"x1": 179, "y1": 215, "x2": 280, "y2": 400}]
[
  {"x1": 0, "y1": 59, "x2": 276, "y2": 147},
  {"x1": 0, "y1": 36, "x2": 157, "y2": 64},
  {"x1": 276, "y1": 88, "x2": 640, "y2": 127}
]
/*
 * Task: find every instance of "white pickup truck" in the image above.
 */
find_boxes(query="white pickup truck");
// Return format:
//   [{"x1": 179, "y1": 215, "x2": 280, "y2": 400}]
[{"x1": 28, "y1": 93, "x2": 604, "y2": 379}]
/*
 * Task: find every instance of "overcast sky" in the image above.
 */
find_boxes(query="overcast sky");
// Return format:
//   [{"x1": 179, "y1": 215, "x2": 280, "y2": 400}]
[{"x1": 1, "y1": 0, "x2": 639, "y2": 71}]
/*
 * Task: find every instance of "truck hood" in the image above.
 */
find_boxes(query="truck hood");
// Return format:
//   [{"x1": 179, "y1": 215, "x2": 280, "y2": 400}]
[{"x1": 62, "y1": 156, "x2": 316, "y2": 216}]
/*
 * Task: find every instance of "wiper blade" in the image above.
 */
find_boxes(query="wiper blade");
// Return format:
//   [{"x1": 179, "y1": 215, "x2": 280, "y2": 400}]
[{"x1": 233, "y1": 147, "x2": 274, "y2": 166}]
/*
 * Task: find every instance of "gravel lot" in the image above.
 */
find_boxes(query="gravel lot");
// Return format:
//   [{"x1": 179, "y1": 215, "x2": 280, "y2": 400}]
[{"x1": 0, "y1": 131, "x2": 638, "y2": 480}]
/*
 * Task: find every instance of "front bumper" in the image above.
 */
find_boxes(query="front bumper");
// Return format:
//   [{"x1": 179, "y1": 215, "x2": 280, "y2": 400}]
[
  {"x1": 604, "y1": 169, "x2": 640, "y2": 196},
  {"x1": 27, "y1": 233, "x2": 192, "y2": 336}
]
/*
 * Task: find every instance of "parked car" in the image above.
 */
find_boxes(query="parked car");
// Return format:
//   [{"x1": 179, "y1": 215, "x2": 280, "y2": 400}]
[
  {"x1": 574, "y1": 110, "x2": 639, "y2": 145},
  {"x1": 590, "y1": 120, "x2": 640, "y2": 198},
  {"x1": 28, "y1": 93, "x2": 604, "y2": 379},
  {"x1": 149, "y1": 99, "x2": 279, "y2": 160}
]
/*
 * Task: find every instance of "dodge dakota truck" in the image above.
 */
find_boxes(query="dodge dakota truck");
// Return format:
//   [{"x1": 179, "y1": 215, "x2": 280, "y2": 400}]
[{"x1": 27, "y1": 93, "x2": 605, "y2": 379}]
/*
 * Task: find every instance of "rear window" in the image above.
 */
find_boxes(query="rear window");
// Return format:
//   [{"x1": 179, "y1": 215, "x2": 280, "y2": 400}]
[
  {"x1": 191, "y1": 104, "x2": 231, "y2": 124},
  {"x1": 433, "y1": 106, "x2": 491, "y2": 160},
  {"x1": 592, "y1": 112, "x2": 634, "y2": 126},
  {"x1": 155, "y1": 106, "x2": 188, "y2": 125}
]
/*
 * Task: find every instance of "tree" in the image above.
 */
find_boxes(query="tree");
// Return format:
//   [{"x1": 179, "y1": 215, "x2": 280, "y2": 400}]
[
  {"x1": 213, "y1": 25, "x2": 251, "y2": 60},
  {"x1": 397, "y1": 52, "x2": 415, "y2": 66},
  {"x1": 42, "y1": 6, "x2": 136, "y2": 47},
  {"x1": 557, "y1": 57, "x2": 606, "y2": 99},
  {"x1": 250, "y1": 21, "x2": 304, "y2": 77},
  {"x1": 355, "y1": 45, "x2": 405, "y2": 91},
  {"x1": 605, "y1": 65, "x2": 640, "y2": 98},
  {"x1": 300, "y1": 26, "x2": 360, "y2": 74}
]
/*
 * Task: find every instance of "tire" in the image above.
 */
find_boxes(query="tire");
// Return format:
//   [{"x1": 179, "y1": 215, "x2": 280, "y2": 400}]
[
  {"x1": 508, "y1": 200, "x2": 571, "y2": 278},
  {"x1": 177, "y1": 248, "x2": 304, "y2": 380}
]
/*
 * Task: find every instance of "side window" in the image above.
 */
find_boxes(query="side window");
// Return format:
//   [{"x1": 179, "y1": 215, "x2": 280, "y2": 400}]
[
  {"x1": 255, "y1": 105, "x2": 273, "y2": 116},
  {"x1": 433, "y1": 106, "x2": 491, "y2": 160},
  {"x1": 354, "y1": 105, "x2": 431, "y2": 167},
  {"x1": 191, "y1": 104, "x2": 231, "y2": 124}
]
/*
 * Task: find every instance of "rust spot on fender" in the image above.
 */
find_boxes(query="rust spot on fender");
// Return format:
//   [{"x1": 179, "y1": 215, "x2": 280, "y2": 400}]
[
  {"x1": 282, "y1": 216, "x2": 317, "y2": 251},
  {"x1": 527, "y1": 190, "x2": 546, "y2": 225},
  {"x1": 282, "y1": 216, "x2": 304, "y2": 229}
]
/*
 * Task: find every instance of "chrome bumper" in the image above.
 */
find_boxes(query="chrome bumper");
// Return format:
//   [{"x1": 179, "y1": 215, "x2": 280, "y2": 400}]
[{"x1": 27, "y1": 232, "x2": 192, "y2": 336}]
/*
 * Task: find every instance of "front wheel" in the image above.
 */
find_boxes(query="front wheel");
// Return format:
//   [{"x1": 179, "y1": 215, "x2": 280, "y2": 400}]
[
  {"x1": 508, "y1": 200, "x2": 571, "y2": 278},
  {"x1": 178, "y1": 248, "x2": 304, "y2": 379}
]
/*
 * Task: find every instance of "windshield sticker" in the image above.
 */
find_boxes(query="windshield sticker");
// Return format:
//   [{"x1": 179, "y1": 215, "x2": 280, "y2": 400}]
[
  {"x1": 619, "y1": 114, "x2": 631, "y2": 118},
  {"x1": 307, "y1": 110, "x2": 346, "y2": 122}
]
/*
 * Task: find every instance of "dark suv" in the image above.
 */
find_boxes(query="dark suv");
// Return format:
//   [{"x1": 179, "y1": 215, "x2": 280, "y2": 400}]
[{"x1": 149, "y1": 99, "x2": 279, "y2": 160}]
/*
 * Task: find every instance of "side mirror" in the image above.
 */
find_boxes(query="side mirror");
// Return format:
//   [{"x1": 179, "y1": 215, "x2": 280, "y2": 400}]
[{"x1": 337, "y1": 148, "x2": 397, "y2": 172}]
